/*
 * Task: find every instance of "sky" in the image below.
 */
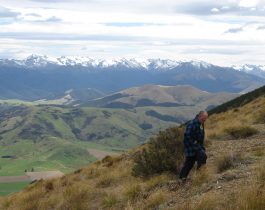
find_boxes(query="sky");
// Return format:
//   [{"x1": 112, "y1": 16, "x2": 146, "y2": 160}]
[{"x1": 0, "y1": 0, "x2": 265, "y2": 66}]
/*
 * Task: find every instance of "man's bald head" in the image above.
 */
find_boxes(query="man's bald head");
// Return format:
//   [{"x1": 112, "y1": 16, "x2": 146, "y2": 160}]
[{"x1": 197, "y1": 111, "x2": 208, "y2": 123}]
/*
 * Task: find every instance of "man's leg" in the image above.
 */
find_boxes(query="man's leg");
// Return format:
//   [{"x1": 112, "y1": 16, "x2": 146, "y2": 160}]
[
  {"x1": 179, "y1": 156, "x2": 196, "y2": 179},
  {"x1": 196, "y1": 150, "x2": 207, "y2": 169}
]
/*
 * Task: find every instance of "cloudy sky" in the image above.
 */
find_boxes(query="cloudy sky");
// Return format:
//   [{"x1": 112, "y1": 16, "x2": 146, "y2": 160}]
[{"x1": 0, "y1": 0, "x2": 265, "y2": 66}]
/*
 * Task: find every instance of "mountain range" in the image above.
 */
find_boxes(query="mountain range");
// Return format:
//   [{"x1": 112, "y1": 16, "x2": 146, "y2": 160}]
[
  {"x1": 2, "y1": 55, "x2": 265, "y2": 75},
  {"x1": 0, "y1": 55, "x2": 264, "y2": 101},
  {"x1": 233, "y1": 64, "x2": 265, "y2": 78}
]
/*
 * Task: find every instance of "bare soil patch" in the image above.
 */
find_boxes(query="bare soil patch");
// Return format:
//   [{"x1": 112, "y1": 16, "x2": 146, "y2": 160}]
[
  {"x1": 26, "y1": 171, "x2": 64, "y2": 181},
  {"x1": 87, "y1": 148, "x2": 119, "y2": 160},
  {"x1": 0, "y1": 176, "x2": 29, "y2": 183},
  {"x1": 0, "y1": 171, "x2": 64, "y2": 183}
]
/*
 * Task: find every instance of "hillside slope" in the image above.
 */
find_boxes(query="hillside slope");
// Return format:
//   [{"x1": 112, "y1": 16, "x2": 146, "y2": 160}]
[
  {"x1": 0, "y1": 103, "x2": 200, "y2": 177},
  {"x1": 83, "y1": 84, "x2": 238, "y2": 109},
  {"x1": 0, "y1": 84, "x2": 237, "y2": 178},
  {"x1": 0, "y1": 87, "x2": 264, "y2": 209}
]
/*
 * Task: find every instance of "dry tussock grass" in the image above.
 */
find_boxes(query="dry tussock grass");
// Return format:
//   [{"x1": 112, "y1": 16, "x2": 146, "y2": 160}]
[
  {"x1": 216, "y1": 152, "x2": 243, "y2": 173},
  {"x1": 227, "y1": 184, "x2": 265, "y2": 210},
  {"x1": 225, "y1": 161, "x2": 265, "y2": 210},
  {"x1": 206, "y1": 96, "x2": 265, "y2": 139},
  {"x1": 224, "y1": 125, "x2": 258, "y2": 139},
  {"x1": 0, "y1": 155, "x2": 135, "y2": 210},
  {"x1": 0, "y1": 144, "x2": 264, "y2": 210},
  {"x1": 101, "y1": 193, "x2": 119, "y2": 209},
  {"x1": 177, "y1": 194, "x2": 223, "y2": 210},
  {"x1": 143, "y1": 191, "x2": 166, "y2": 210},
  {"x1": 193, "y1": 195, "x2": 222, "y2": 210},
  {"x1": 191, "y1": 166, "x2": 211, "y2": 187},
  {"x1": 256, "y1": 161, "x2": 265, "y2": 184},
  {"x1": 251, "y1": 146, "x2": 265, "y2": 158},
  {"x1": 123, "y1": 184, "x2": 143, "y2": 202},
  {"x1": 253, "y1": 101, "x2": 265, "y2": 124},
  {"x1": 143, "y1": 173, "x2": 172, "y2": 192},
  {"x1": 96, "y1": 174, "x2": 117, "y2": 188}
]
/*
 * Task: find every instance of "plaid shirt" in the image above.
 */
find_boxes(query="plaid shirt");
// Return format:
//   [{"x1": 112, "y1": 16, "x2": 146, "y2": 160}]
[{"x1": 183, "y1": 117, "x2": 205, "y2": 157}]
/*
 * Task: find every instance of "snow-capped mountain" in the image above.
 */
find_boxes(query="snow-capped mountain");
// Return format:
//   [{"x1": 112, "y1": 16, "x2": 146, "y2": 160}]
[
  {"x1": 232, "y1": 64, "x2": 265, "y2": 78},
  {"x1": 0, "y1": 54, "x2": 264, "y2": 101},
  {"x1": 0, "y1": 54, "x2": 213, "y2": 70},
  {"x1": 0, "y1": 55, "x2": 58, "y2": 67},
  {"x1": 1, "y1": 55, "x2": 265, "y2": 75}
]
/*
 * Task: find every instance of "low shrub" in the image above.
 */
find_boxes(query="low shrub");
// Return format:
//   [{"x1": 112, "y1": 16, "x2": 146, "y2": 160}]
[
  {"x1": 101, "y1": 155, "x2": 114, "y2": 167},
  {"x1": 224, "y1": 126, "x2": 258, "y2": 139},
  {"x1": 132, "y1": 127, "x2": 184, "y2": 177},
  {"x1": 216, "y1": 153, "x2": 243, "y2": 173}
]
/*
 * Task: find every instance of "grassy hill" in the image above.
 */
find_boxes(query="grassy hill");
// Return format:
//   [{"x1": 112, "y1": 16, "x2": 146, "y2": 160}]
[
  {"x1": 0, "y1": 103, "x2": 206, "y2": 177},
  {"x1": 0, "y1": 86, "x2": 264, "y2": 209},
  {"x1": 83, "y1": 84, "x2": 238, "y2": 109}
]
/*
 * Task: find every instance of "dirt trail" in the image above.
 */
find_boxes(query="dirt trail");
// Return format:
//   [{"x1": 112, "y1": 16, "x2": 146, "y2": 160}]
[
  {"x1": 0, "y1": 171, "x2": 64, "y2": 183},
  {"x1": 0, "y1": 176, "x2": 29, "y2": 183},
  {"x1": 87, "y1": 148, "x2": 119, "y2": 160},
  {"x1": 26, "y1": 171, "x2": 64, "y2": 181},
  {"x1": 165, "y1": 123, "x2": 265, "y2": 209}
]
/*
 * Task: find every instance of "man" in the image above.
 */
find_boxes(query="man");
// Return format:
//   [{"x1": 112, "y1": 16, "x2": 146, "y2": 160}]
[{"x1": 179, "y1": 111, "x2": 208, "y2": 180}]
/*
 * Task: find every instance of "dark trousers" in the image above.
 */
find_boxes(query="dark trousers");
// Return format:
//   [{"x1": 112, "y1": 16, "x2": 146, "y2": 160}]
[{"x1": 179, "y1": 151, "x2": 207, "y2": 179}]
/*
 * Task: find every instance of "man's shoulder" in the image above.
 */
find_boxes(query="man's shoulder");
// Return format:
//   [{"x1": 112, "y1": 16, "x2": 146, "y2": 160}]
[{"x1": 187, "y1": 118, "x2": 199, "y2": 126}]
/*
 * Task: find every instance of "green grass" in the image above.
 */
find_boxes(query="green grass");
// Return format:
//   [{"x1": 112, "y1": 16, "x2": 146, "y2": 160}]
[
  {"x1": 0, "y1": 139, "x2": 97, "y2": 176},
  {"x1": 0, "y1": 100, "x2": 35, "y2": 106},
  {"x1": 0, "y1": 103, "x2": 198, "y2": 177},
  {"x1": 0, "y1": 181, "x2": 30, "y2": 196},
  {"x1": 0, "y1": 137, "x2": 128, "y2": 176},
  {"x1": 0, "y1": 99, "x2": 64, "y2": 106}
]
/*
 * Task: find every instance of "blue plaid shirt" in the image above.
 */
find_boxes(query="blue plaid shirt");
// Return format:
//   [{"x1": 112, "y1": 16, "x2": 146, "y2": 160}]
[{"x1": 183, "y1": 117, "x2": 205, "y2": 157}]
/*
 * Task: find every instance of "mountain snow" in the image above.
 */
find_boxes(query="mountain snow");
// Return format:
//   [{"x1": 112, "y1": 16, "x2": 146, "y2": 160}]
[
  {"x1": 232, "y1": 64, "x2": 265, "y2": 72},
  {"x1": 232, "y1": 64, "x2": 265, "y2": 78},
  {"x1": 1, "y1": 55, "x2": 265, "y2": 76},
  {"x1": 0, "y1": 54, "x2": 211, "y2": 70}
]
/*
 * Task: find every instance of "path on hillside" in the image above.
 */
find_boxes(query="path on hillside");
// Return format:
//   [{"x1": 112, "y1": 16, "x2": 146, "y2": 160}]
[
  {"x1": 87, "y1": 148, "x2": 119, "y2": 160},
  {"x1": 0, "y1": 176, "x2": 29, "y2": 183},
  {"x1": 166, "y1": 123, "x2": 265, "y2": 209},
  {"x1": 0, "y1": 171, "x2": 64, "y2": 183}
]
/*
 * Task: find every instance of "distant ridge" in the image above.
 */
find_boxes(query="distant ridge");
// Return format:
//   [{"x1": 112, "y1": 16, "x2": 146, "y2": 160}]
[
  {"x1": 208, "y1": 84, "x2": 265, "y2": 115},
  {"x1": 0, "y1": 55, "x2": 264, "y2": 100},
  {"x1": 83, "y1": 84, "x2": 239, "y2": 109}
]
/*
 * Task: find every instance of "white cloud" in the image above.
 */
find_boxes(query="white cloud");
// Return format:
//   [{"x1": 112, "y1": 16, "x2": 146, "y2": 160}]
[
  {"x1": 0, "y1": 0, "x2": 265, "y2": 65},
  {"x1": 211, "y1": 8, "x2": 220, "y2": 12},
  {"x1": 239, "y1": 0, "x2": 260, "y2": 8}
]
